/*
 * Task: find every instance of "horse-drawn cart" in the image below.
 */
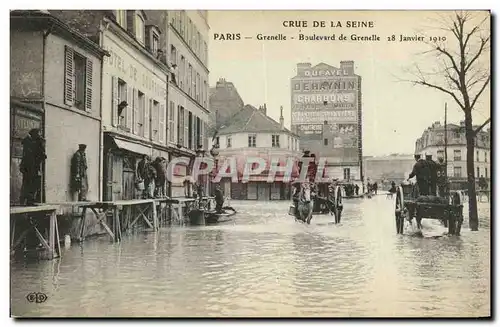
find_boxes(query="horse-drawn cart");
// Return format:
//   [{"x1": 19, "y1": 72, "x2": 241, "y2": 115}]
[
  {"x1": 289, "y1": 183, "x2": 343, "y2": 224},
  {"x1": 394, "y1": 183, "x2": 463, "y2": 235}
]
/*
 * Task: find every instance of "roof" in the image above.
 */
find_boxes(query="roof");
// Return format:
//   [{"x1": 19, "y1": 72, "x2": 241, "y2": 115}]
[
  {"x1": 218, "y1": 104, "x2": 296, "y2": 136},
  {"x1": 10, "y1": 10, "x2": 108, "y2": 58}
]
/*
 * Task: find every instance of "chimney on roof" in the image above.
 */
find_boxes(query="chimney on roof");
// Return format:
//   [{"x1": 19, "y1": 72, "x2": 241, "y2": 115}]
[
  {"x1": 340, "y1": 60, "x2": 354, "y2": 75},
  {"x1": 279, "y1": 105, "x2": 284, "y2": 129},
  {"x1": 260, "y1": 103, "x2": 267, "y2": 116}
]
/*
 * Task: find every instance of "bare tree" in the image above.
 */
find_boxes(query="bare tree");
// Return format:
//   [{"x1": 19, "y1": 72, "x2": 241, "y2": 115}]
[{"x1": 408, "y1": 11, "x2": 490, "y2": 231}]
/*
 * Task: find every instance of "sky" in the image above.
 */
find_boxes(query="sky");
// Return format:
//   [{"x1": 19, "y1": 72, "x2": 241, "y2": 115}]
[{"x1": 207, "y1": 10, "x2": 491, "y2": 156}]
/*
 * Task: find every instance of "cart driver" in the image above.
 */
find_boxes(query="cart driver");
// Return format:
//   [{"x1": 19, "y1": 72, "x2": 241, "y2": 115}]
[{"x1": 408, "y1": 154, "x2": 430, "y2": 196}]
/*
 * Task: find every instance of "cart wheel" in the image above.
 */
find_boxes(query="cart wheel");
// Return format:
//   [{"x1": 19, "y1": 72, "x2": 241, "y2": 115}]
[
  {"x1": 395, "y1": 186, "x2": 405, "y2": 234},
  {"x1": 334, "y1": 185, "x2": 343, "y2": 223}
]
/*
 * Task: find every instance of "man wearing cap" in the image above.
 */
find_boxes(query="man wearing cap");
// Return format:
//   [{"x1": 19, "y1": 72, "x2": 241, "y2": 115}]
[
  {"x1": 71, "y1": 144, "x2": 88, "y2": 201},
  {"x1": 408, "y1": 154, "x2": 430, "y2": 196}
]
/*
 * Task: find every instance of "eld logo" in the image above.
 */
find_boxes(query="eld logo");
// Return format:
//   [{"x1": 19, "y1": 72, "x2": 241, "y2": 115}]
[{"x1": 26, "y1": 292, "x2": 47, "y2": 303}]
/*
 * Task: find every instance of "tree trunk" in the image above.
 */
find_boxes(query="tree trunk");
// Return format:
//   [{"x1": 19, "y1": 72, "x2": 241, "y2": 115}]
[{"x1": 465, "y1": 111, "x2": 479, "y2": 231}]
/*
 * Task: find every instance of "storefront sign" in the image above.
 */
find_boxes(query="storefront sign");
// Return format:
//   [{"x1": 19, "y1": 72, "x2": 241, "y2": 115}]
[{"x1": 292, "y1": 110, "x2": 358, "y2": 124}]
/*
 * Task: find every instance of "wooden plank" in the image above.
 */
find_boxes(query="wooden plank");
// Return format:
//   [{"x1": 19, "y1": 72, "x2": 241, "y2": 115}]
[
  {"x1": 49, "y1": 211, "x2": 56, "y2": 259},
  {"x1": 87, "y1": 207, "x2": 115, "y2": 241},
  {"x1": 10, "y1": 206, "x2": 60, "y2": 215},
  {"x1": 37, "y1": 202, "x2": 98, "y2": 207}
]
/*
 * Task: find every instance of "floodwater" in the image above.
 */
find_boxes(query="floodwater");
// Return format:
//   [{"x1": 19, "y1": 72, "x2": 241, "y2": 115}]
[{"x1": 10, "y1": 195, "x2": 491, "y2": 317}]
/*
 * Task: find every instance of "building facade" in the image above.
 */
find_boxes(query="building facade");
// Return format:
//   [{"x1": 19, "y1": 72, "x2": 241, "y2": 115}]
[
  {"x1": 290, "y1": 61, "x2": 363, "y2": 182},
  {"x1": 363, "y1": 154, "x2": 415, "y2": 187},
  {"x1": 166, "y1": 10, "x2": 211, "y2": 197},
  {"x1": 10, "y1": 11, "x2": 107, "y2": 204},
  {"x1": 49, "y1": 10, "x2": 212, "y2": 200},
  {"x1": 415, "y1": 120, "x2": 491, "y2": 189},
  {"x1": 215, "y1": 104, "x2": 301, "y2": 200}
]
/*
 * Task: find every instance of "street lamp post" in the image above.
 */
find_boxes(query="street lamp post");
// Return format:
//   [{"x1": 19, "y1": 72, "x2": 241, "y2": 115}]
[{"x1": 209, "y1": 144, "x2": 220, "y2": 196}]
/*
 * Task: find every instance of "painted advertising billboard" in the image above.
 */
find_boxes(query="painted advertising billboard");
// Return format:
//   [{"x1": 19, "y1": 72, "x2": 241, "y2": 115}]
[
  {"x1": 297, "y1": 124, "x2": 323, "y2": 140},
  {"x1": 291, "y1": 109, "x2": 357, "y2": 124},
  {"x1": 290, "y1": 62, "x2": 361, "y2": 167}
]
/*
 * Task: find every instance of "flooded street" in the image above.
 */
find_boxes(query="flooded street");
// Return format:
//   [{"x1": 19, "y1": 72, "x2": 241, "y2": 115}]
[{"x1": 10, "y1": 196, "x2": 490, "y2": 317}]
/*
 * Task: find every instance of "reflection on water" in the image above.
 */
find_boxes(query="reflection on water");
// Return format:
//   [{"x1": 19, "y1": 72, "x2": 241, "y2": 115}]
[{"x1": 10, "y1": 197, "x2": 490, "y2": 317}]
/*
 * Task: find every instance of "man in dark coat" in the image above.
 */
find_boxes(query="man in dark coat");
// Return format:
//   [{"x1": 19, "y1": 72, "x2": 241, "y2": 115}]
[
  {"x1": 153, "y1": 157, "x2": 168, "y2": 198},
  {"x1": 214, "y1": 184, "x2": 224, "y2": 213},
  {"x1": 71, "y1": 144, "x2": 89, "y2": 201},
  {"x1": 137, "y1": 155, "x2": 156, "y2": 199},
  {"x1": 354, "y1": 184, "x2": 360, "y2": 196},
  {"x1": 409, "y1": 154, "x2": 430, "y2": 196},
  {"x1": 425, "y1": 154, "x2": 438, "y2": 196},
  {"x1": 20, "y1": 128, "x2": 46, "y2": 205}
]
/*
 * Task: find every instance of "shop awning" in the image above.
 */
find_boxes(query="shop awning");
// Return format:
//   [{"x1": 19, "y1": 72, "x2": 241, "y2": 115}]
[{"x1": 109, "y1": 135, "x2": 153, "y2": 156}]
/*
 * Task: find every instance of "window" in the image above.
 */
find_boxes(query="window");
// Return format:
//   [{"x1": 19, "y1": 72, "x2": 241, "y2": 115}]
[
  {"x1": 135, "y1": 91, "x2": 145, "y2": 136},
  {"x1": 272, "y1": 135, "x2": 280, "y2": 148},
  {"x1": 287, "y1": 136, "x2": 290, "y2": 149},
  {"x1": 188, "y1": 112, "x2": 193, "y2": 149},
  {"x1": 64, "y1": 46, "x2": 93, "y2": 113},
  {"x1": 117, "y1": 79, "x2": 127, "y2": 127},
  {"x1": 168, "y1": 101, "x2": 175, "y2": 143},
  {"x1": 343, "y1": 168, "x2": 351, "y2": 180},
  {"x1": 152, "y1": 32, "x2": 159, "y2": 54},
  {"x1": 227, "y1": 136, "x2": 232, "y2": 148},
  {"x1": 197, "y1": 31, "x2": 201, "y2": 55},
  {"x1": 453, "y1": 166, "x2": 462, "y2": 178},
  {"x1": 188, "y1": 19, "x2": 192, "y2": 46},
  {"x1": 196, "y1": 117, "x2": 202, "y2": 147},
  {"x1": 152, "y1": 100, "x2": 160, "y2": 142},
  {"x1": 135, "y1": 13, "x2": 145, "y2": 44},
  {"x1": 215, "y1": 136, "x2": 220, "y2": 147},
  {"x1": 194, "y1": 71, "x2": 198, "y2": 101},
  {"x1": 188, "y1": 64, "x2": 192, "y2": 95},
  {"x1": 453, "y1": 150, "x2": 461, "y2": 161},
  {"x1": 170, "y1": 45, "x2": 177, "y2": 65},
  {"x1": 437, "y1": 150, "x2": 444, "y2": 160},
  {"x1": 477, "y1": 166, "x2": 480, "y2": 178},
  {"x1": 476, "y1": 150, "x2": 479, "y2": 162},
  {"x1": 177, "y1": 105, "x2": 184, "y2": 145},
  {"x1": 324, "y1": 138, "x2": 328, "y2": 146},
  {"x1": 485, "y1": 151, "x2": 488, "y2": 162},
  {"x1": 72, "y1": 53, "x2": 87, "y2": 110},
  {"x1": 180, "y1": 56, "x2": 185, "y2": 89},
  {"x1": 485, "y1": 167, "x2": 488, "y2": 178},
  {"x1": 179, "y1": 11, "x2": 185, "y2": 35},
  {"x1": 248, "y1": 134, "x2": 256, "y2": 147},
  {"x1": 115, "y1": 10, "x2": 126, "y2": 27},
  {"x1": 203, "y1": 41, "x2": 208, "y2": 65},
  {"x1": 453, "y1": 130, "x2": 461, "y2": 138}
]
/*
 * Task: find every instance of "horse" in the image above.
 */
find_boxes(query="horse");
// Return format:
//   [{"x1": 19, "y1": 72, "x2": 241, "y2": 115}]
[{"x1": 296, "y1": 183, "x2": 314, "y2": 224}]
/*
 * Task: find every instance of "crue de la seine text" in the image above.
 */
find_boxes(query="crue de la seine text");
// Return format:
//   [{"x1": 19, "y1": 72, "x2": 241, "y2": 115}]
[{"x1": 282, "y1": 20, "x2": 375, "y2": 28}]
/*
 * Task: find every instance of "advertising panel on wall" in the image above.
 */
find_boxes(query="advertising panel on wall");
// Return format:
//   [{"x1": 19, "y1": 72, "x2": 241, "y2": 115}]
[
  {"x1": 291, "y1": 110, "x2": 357, "y2": 124},
  {"x1": 297, "y1": 124, "x2": 323, "y2": 140}
]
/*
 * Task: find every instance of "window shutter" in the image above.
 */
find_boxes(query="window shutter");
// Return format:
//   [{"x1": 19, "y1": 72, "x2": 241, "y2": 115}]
[
  {"x1": 144, "y1": 98, "x2": 150, "y2": 139},
  {"x1": 64, "y1": 46, "x2": 74, "y2": 106},
  {"x1": 111, "y1": 76, "x2": 118, "y2": 126},
  {"x1": 133, "y1": 89, "x2": 139, "y2": 134},
  {"x1": 85, "y1": 58, "x2": 93, "y2": 112},
  {"x1": 126, "y1": 86, "x2": 133, "y2": 130},
  {"x1": 184, "y1": 110, "x2": 189, "y2": 148},
  {"x1": 159, "y1": 103, "x2": 165, "y2": 143}
]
